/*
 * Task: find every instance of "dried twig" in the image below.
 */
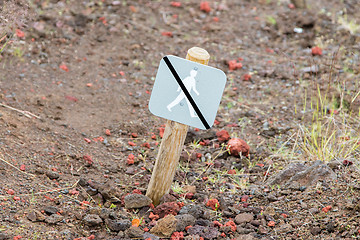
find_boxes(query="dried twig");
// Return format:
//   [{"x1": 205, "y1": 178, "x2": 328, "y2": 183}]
[
  {"x1": 0, "y1": 102, "x2": 41, "y2": 119},
  {"x1": 0, "y1": 155, "x2": 36, "y2": 178},
  {"x1": 0, "y1": 180, "x2": 80, "y2": 199}
]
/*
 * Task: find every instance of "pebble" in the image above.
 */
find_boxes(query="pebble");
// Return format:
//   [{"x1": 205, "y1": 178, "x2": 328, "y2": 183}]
[
  {"x1": 263, "y1": 206, "x2": 276, "y2": 216},
  {"x1": 27, "y1": 210, "x2": 46, "y2": 222},
  {"x1": 310, "y1": 226, "x2": 322, "y2": 235},
  {"x1": 143, "y1": 232, "x2": 160, "y2": 240},
  {"x1": 235, "y1": 213, "x2": 254, "y2": 224},
  {"x1": 105, "y1": 219, "x2": 131, "y2": 232},
  {"x1": 45, "y1": 214, "x2": 64, "y2": 224},
  {"x1": 83, "y1": 214, "x2": 103, "y2": 226},
  {"x1": 187, "y1": 225, "x2": 220, "y2": 239},
  {"x1": 179, "y1": 204, "x2": 203, "y2": 218},
  {"x1": 154, "y1": 202, "x2": 180, "y2": 218},
  {"x1": 46, "y1": 170, "x2": 60, "y2": 180},
  {"x1": 124, "y1": 194, "x2": 152, "y2": 209},
  {"x1": 44, "y1": 206, "x2": 59, "y2": 215},
  {"x1": 236, "y1": 234, "x2": 255, "y2": 240},
  {"x1": 125, "y1": 226, "x2": 144, "y2": 238},
  {"x1": 150, "y1": 214, "x2": 177, "y2": 238},
  {"x1": 309, "y1": 207, "x2": 319, "y2": 214},
  {"x1": 176, "y1": 214, "x2": 196, "y2": 231}
]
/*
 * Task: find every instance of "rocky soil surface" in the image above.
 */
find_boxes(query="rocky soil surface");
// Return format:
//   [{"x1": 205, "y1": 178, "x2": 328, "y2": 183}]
[{"x1": 1, "y1": 0, "x2": 360, "y2": 239}]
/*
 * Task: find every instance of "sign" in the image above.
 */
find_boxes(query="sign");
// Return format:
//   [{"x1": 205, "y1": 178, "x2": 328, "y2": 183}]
[{"x1": 149, "y1": 55, "x2": 226, "y2": 130}]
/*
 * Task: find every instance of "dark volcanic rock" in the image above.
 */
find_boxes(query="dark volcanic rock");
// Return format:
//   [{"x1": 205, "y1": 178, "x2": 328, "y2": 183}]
[
  {"x1": 267, "y1": 161, "x2": 336, "y2": 188},
  {"x1": 124, "y1": 194, "x2": 152, "y2": 209},
  {"x1": 45, "y1": 214, "x2": 64, "y2": 224},
  {"x1": 106, "y1": 218, "x2": 131, "y2": 232},
  {"x1": 178, "y1": 204, "x2": 203, "y2": 218},
  {"x1": 125, "y1": 226, "x2": 144, "y2": 238},
  {"x1": 187, "y1": 225, "x2": 220, "y2": 239},
  {"x1": 46, "y1": 170, "x2": 60, "y2": 180},
  {"x1": 27, "y1": 210, "x2": 46, "y2": 222},
  {"x1": 175, "y1": 214, "x2": 196, "y2": 231},
  {"x1": 44, "y1": 206, "x2": 59, "y2": 215},
  {"x1": 83, "y1": 214, "x2": 103, "y2": 226}
]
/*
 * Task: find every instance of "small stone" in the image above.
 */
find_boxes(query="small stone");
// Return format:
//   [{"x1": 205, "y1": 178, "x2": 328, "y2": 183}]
[
  {"x1": 187, "y1": 225, "x2": 220, "y2": 239},
  {"x1": 195, "y1": 219, "x2": 211, "y2": 226},
  {"x1": 125, "y1": 226, "x2": 144, "y2": 238},
  {"x1": 124, "y1": 194, "x2": 152, "y2": 209},
  {"x1": 106, "y1": 219, "x2": 131, "y2": 232},
  {"x1": 235, "y1": 213, "x2": 254, "y2": 225},
  {"x1": 117, "y1": 231, "x2": 125, "y2": 238},
  {"x1": 159, "y1": 194, "x2": 177, "y2": 204},
  {"x1": 44, "y1": 206, "x2": 59, "y2": 215},
  {"x1": 143, "y1": 232, "x2": 160, "y2": 240},
  {"x1": 0, "y1": 232, "x2": 9, "y2": 240},
  {"x1": 182, "y1": 185, "x2": 196, "y2": 194},
  {"x1": 83, "y1": 214, "x2": 103, "y2": 226},
  {"x1": 250, "y1": 220, "x2": 261, "y2": 226},
  {"x1": 310, "y1": 226, "x2": 321, "y2": 235},
  {"x1": 327, "y1": 222, "x2": 336, "y2": 233},
  {"x1": 45, "y1": 214, "x2": 64, "y2": 224},
  {"x1": 235, "y1": 234, "x2": 255, "y2": 240},
  {"x1": 27, "y1": 210, "x2": 46, "y2": 222},
  {"x1": 309, "y1": 208, "x2": 319, "y2": 214},
  {"x1": 150, "y1": 214, "x2": 177, "y2": 238},
  {"x1": 267, "y1": 193, "x2": 278, "y2": 202},
  {"x1": 279, "y1": 224, "x2": 293, "y2": 233},
  {"x1": 264, "y1": 206, "x2": 276, "y2": 216},
  {"x1": 46, "y1": 170, "x2": 60, "y2": 180},
  {"x1": 153, "y1": 202, "x2": 180, "y2": 218},
  {"x1": 179, "y1": 204, "x2": 203, "y2": 218},
  {"x1": 258, "y1": 225, "x2": 268, "y2": 234},
  {"x1": 176, "y1": 214, "x2": 196, "y2": 231},
  {"x1": 228, "y1": 138, "x2": 250, "y2": 157}
]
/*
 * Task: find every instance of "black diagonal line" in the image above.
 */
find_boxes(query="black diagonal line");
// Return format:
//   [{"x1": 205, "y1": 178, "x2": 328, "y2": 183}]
[{"x1": 163, "y1": 56, "x2": 210, "y2": 129}]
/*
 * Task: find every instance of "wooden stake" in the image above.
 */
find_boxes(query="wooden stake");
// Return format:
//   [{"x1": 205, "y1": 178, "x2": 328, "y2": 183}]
[{"x1": 146, "y1": 47, "x2": 210, "y2": 205}]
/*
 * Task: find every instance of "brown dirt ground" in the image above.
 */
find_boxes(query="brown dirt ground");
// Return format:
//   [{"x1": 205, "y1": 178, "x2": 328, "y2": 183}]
[{"x1": 1, "y1": 0, "x2": 360, "y2": 239}]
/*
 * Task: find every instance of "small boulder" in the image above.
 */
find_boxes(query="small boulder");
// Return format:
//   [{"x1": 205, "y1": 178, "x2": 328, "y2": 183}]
[
  {"x1": 125, "y1": 226, "x2": 144, "y2": 238},
  {"x1": 105, "y1": 218, "x2": 131, "y2": 232},
  {"x1": 235, "y1": 213, "x2": 254, "y2": 225},
  {"x1": 187, "y1": 225, "x2": 220, "y2": 239},
  {"x1": 267, "y1": 160, "x2": 337, "y2": 188},
  {"x1": 179, "y1": 204, "x2": 203, "y2": 218},
  {"x1": 175, "y1": 214, "x2": 196, "y2": 231},
  {"x1": 45, "y1": 214, "x2": 64, "y2": 224},
  {"x1": 44, "y1": 206, "x2": 59, "y2": 215},
  {"x1": 150, "y1": 214, "x2": 177, "y2": 238},
  {"x1": 153, "y1": 202, "x2": 180, "y2": 218},
  {"x1": 27, "y1": 210, "x2": 46, "y2": 222},
  {"x1": 83, "y1": 214, "x2": 103, "y2": 227},
  {"x1": 46, "y1": 170, "x2": 60, "y2": 180},
  {"x1": 124, "y1": 194, "x2": 152, "y2": 209}
]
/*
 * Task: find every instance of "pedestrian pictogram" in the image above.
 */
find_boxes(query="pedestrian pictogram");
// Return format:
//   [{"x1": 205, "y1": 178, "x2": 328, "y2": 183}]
[{"x1": 149, "y1": 55, "x2": 226, "y2": 130}]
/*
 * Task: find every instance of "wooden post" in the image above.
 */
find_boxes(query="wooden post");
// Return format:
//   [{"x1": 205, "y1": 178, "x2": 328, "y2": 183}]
[{"x1": 146, "y1": 47, "x2": 210, "y2": 205}]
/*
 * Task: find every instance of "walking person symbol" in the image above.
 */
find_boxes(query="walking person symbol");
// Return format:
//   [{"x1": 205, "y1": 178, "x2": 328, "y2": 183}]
[{"x1": 167, "y1": 67, "x2": 199, "y2": 118}]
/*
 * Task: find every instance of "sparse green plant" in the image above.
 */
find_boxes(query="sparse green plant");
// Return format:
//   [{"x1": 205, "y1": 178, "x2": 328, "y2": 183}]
[
  {"x1": 171, "y1": 182, "x2": 184, "y2": 194},
  {"x1": 266, "y1": 16, "x2": 277, "y2": 26},
  {"x1": 338, "y1": 15, "x2": 360, "y2": 35}
]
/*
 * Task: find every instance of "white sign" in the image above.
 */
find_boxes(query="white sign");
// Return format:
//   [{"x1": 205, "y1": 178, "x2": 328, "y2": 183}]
[{"x1": 149, "y1": 55, "x2": 226, "y2": 130}]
